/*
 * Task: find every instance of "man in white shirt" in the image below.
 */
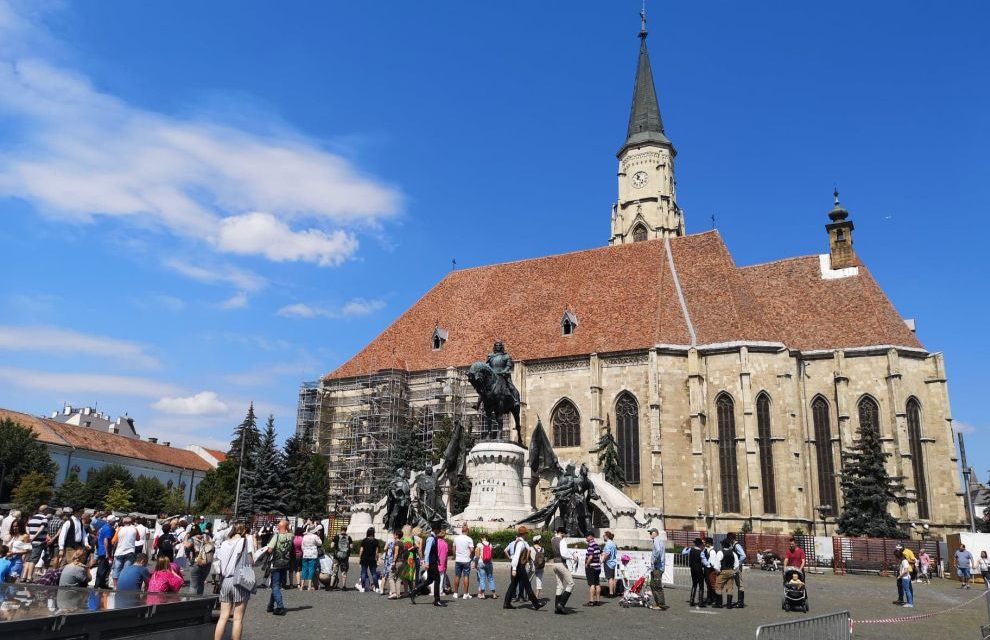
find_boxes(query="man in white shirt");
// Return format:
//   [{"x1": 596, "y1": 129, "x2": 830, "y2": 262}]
[
  {"x1": 503, "y1": 526, "x2": 544, "y2": 610},
  {"x1": 111, "y1": 516, "x2": 141, "y2": 586},
  {"x1": 451, "y1": 525, "x2": 474, "y2": 599},
  {"x1": 57, "y1": 508, "x2": 86, "y2": 561},
  {"x1": 0, "y1": 509, "x2": 19, "y2": 545},
  {"x1": 135, "y1": 520, "x2": 149, "y2": 555}
]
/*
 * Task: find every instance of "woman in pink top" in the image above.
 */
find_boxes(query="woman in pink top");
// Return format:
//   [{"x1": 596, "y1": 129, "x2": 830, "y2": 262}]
[
  {"x1": 293, "y1": 527, "x2": 304, "y2": 589},
  {"x1": 437, "y1": 529, "x2": 451, "y2": 595},
  {"x1": 148, "y1": 557, "x2": 185, "y2": 593}
]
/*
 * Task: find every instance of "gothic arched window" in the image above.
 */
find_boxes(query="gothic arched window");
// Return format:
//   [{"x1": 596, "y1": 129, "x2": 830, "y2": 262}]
[
  {"x1": 615, "y1": 392, "x2": 641, "y2": 483},
  {"x1": 552, "y1": 399, "x2": 581, "y2": 448},
  {"x1": 858, "y1": 396, "x2": 881, "y2": 437},
  {"x1": 632, "y1": 224, "x2": 648, "y2": 242},
  {"x1": 812, "y1": 396, "x2": 837, "y2": 516},
  {"x1": 716, "y1": 394, "x2": 740, "y2": 513},
  {"x1": 907, "y1": 398, "x2": 930, "y2": 520},
  {"x1": 756, "y1": 392, "x2": 777, "y2": 514}
]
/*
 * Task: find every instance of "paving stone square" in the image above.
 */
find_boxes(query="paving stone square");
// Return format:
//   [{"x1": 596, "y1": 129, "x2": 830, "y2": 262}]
[{"x1": 236, "y1": 566, "x2": 990, "y2": 640}]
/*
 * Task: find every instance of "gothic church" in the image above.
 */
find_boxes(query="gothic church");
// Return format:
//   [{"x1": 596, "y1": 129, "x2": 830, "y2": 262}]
[{"x1": 313, "y1": 22, "x2": 966, "y2": 536}]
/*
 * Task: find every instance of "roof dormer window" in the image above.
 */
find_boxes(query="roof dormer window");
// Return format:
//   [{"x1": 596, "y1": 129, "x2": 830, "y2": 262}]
[
  {"x1": 431, "y1": 327, "x2": 448, "y2": 351},
  {"x1": 561, "y1": 310, "x2": 578, "y2": 336}
]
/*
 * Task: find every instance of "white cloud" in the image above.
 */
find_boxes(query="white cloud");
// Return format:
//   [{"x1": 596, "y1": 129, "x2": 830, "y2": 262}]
[
  {"x1": 276, "y1": 298, "x2": 385, "y2": 319},
  {"x1": 217, "y1": 292, "x2": 248, "y2": 310},
  {"x1": 0, "y1": 366, "x2": 180, "y2": 397},
  {"x1": 163, "y1": 258, "x2": 266, "y2": 292},
  {"x1": 217, "y1": 212, "x2": 359, "y2": 267},
  {"x1": 953, "y1": 422, "x2": 978, "y2": 436},
  {"x1": 0, "y1": 325, "x2": 159, "y2": 369},
  {"x1": 152, "y1": 391, "x2": 229, "y2": 416},
  {"x1": 0, "y1": 2, "x2": 401, "y2": 265}
]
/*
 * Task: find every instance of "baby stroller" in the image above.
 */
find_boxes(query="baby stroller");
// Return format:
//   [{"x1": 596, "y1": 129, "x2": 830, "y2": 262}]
[
  {"x1": 781, "y1": 568, "x2": 808, "y2": 613},
  {"x1": 619, "y1": 576, "x2": 651, "y2": 608}
]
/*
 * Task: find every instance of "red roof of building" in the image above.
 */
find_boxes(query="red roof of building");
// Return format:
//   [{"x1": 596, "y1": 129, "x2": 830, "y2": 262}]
[
  {"x1": 0, "y1": 408, "x2": 213, "y2": 472},
  {"x1": 328, "y1": 232, "x2": 922, "y2": 380},
  {"x1": 205, "y1": 448, "x2": 227, "y2": 463}
]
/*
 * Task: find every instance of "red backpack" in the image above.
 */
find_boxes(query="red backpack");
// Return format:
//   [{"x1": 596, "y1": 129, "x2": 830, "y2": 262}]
[{"x1": 481, "y1": 542, "x2": 493, "y2": 563}]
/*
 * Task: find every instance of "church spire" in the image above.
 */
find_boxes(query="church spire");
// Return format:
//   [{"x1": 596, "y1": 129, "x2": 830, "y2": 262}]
[{"x1": 619, "y1": 6, "x2": 672, "y2": 158}]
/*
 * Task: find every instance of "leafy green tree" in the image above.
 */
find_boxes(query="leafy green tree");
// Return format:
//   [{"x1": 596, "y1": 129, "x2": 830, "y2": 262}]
[
  {"x1": 252, "y1": 415, "x2": 285, "y2": 514},
  {"x1": 0, "y1": 417, "x2": 58, "y2": 502},
  {"x1": 12, "y1": 471, "x2": 54, "y2": 513},
  {"x1": 836, "y1": 421, "x2": 909, "y2": 539},
  {"x1": 590, "y1": 427, "x2": 626, "y2": 488},
  {"x1": 83, "y1": 465, "x2": 134, "y2": 509},
  {"x1": 55, "y1": 470, "x2": 88, "y2": 508},
  {"x1": 162, "y1": 487, "x2": 187, "y2": 514},
  {"x1": 103, "y1": 479, "x2": 134, "y2": 513},
  {"x1": 132, "y1": 476, "x2": 167, "y2": 514},
  {"x1": 195, "y1": 461, "x2": 237, "y2": 513}
]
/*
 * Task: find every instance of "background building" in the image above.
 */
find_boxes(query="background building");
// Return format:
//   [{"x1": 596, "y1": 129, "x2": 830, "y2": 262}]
[{"x1": 303, "y1": 25, "x2": 967, "y2": 535}]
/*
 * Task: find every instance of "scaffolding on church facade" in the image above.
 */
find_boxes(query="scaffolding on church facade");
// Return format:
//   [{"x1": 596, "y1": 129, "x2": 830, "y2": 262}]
[{"x1": 314, "y1": 367, "x2": 485, "y2": 510}]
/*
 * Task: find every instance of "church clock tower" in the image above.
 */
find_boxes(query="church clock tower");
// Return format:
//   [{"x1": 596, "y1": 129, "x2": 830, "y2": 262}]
[{"x1": 611, "y1": 12, "x2": 683, "y2": 245}]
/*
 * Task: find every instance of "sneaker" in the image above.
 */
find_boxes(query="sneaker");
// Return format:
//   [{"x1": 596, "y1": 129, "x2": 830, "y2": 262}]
[
  {"x1": 452, "y1": 594, "x2": 459, "y2": 599},
  {"x1": 903, "y1": 603, "x2": 914, "y2": 608},
  {"x1": 462, "y1": 594, "x2": 472, "y2": 600}
]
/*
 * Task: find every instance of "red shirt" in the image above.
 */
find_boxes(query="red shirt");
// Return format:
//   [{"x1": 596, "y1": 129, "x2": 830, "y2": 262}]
[{"x1": 784, "y1": 547, "x2": 806, "y2": 568}]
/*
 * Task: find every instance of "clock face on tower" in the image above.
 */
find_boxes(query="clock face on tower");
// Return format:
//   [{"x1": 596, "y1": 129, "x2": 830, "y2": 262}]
[{"x1": 631, "y1": 171, "x2": 649, "y2": 188}]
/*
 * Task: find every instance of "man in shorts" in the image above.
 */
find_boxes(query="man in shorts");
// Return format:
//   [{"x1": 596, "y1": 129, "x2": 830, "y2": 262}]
[
  {"x1": 955, "y1": 544, "x2": 974, "y2": 589},
  {"x1": 451, "y1": 525, "x2": 474, "y2": 599},
  {"x1": 584, "y1": 533, "x2": 602, "y2": 607},
  {"x1": 602, "y1": 531, "x2": 618, "y2": 597}
]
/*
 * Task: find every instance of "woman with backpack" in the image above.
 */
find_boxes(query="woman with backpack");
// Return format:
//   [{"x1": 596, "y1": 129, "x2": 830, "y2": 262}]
[
  {"x1": 474, "y1": 533, "x2": 497, "y2": 599},
  {"x1": 261, "y1": 519, "x2": 294, "y2": 616},
  {"x1": 300, "y1": 526, "x2": 321, "y2": 591},
  {"x1": 531, "y1": 535, "x2": 546, "y2": 600},
  {"x1": 184, "y1": 525, "x2": 216, "y2": 595},
  {"x1": 214, "y1": 523, "x2": 255, "y2": 640}
]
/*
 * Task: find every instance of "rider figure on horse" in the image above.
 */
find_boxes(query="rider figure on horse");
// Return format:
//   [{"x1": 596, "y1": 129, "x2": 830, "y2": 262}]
[{"x1": 486, "y1": 340, "x2": 520, "y2": 409}]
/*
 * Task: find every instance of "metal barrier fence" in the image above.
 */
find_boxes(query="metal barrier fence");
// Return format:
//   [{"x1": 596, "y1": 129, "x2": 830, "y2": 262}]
[{"x1": 755, "y1": 610, "x2": 851, "y2": 640}]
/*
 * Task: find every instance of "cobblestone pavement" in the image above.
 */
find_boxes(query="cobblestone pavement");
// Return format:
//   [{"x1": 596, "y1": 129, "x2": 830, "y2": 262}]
[{"x1": 232, "y1": 566, "x2": 990, "y2": 640}]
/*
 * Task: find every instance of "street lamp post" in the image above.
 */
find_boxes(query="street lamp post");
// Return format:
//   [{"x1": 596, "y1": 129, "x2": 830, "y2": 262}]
[{"x1": 816, "y1": 505, "x2": 832, "y2": 537}]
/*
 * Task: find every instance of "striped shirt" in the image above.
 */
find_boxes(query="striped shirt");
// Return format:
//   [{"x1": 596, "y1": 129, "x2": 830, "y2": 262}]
[
  {"x1": 586, "y1": 540, "x2": 602, "y2": 569},
  {"x1": 27, "y1": 514, "x2": 49, "y2": 546}
]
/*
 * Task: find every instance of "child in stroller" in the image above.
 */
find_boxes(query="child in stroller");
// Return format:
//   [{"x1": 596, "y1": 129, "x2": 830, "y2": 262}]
[
  {"x1": 758, "y1": 550, "x2": 781, "y2": 571},
  {"x1": 782, "y1": 568, "x2": 808, "y2": 612},
  {"x1": 618, "y1": 555, "x2": 651, "y2": 608}
]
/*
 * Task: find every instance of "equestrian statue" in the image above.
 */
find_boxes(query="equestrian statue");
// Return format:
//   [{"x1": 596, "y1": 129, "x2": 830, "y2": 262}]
[{"x1": 467, "y1": 340, "x2": 523, "y2": 445}]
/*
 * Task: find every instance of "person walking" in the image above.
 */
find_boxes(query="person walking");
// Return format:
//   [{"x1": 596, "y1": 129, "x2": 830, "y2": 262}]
[
  {"x1": 684, "y1": 537, "x2": 706, "y2": 607},
  {"x1": 398, "y1": 533, "x2": 419, "y2": 604},
  {"x1": 918, "y1": 550, "x2": 932, "y2": 584},
  {"x1": 452, "y1": 524, "x2": 474, "y2": 599},
  {"x1": 955, "y1": 544, "x2": 974, "y2": 589},
  {"x1": 214, "y1": 523, "x2": 255, "y2": 640},
  {"x1": 502, "y1": 526, "x2": 544, "y2": 610},
  {"x1": 474, "y1": 533, "x2": 497, "y2": 600},
  {"x1": 583, "y1": 533, "x2": 603, "y2": 607},
  {"x1": 358, "y1": 527, "x2": 380, "y2": 593},
  {"x1": 436, "y1": 528, "x2": 451, "y2": 595},
  {"x1": 725, "y1": 532, "x2": 747, "y2": 608},
  {"x1": 292, "y1": 526, "x2": 304, "y2": 589},
  {"x1": 549, "y1": 527, "x2": 574, "y2": 614},
  {"x1": 24, "y1": 506, "x2": 50, "y2": 582},
  {"x1": 979, "y1": 551, "x2": 990, "y2": 589},
  {"x1": 715, "y1": 539, "x2": 738, "y2": 609},
  {"x1": 300, "y1": 526, "x2": 321, "y2": 591},
  {"x1": 648, "y1": 528, "x2": 670, "y2": 610},
  {"x1": 421, "y1": 522, "x2": 446, "y2": 607},
  {"x1": 531, "y1": 535, "x2": 546, "y2": 599},
  {"x1": 261, "y1": 519, "x2": 293, "y2": 615},
  {"x1": 899, "y1": 551, "x2": 914, "y2": 607},
  {"x1": 602, "y1": 531, "x2": 618, "y2": 597},
  {"x1": 185, "y1": 524, "x2": 216, "y2": 595},
  {"x1": 95, "y1": 515, "x2": 116, "y2": 589}
]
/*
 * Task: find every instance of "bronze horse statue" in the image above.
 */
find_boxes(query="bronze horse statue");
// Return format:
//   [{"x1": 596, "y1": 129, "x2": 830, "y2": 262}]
[{"x1": 467, "y1": 361, "x2": 522, "y2": 445}]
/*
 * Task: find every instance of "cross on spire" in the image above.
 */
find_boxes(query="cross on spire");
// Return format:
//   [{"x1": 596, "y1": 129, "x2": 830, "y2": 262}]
[{"x1": 640, "y1": 0, "x2": 648, "y2": 37}]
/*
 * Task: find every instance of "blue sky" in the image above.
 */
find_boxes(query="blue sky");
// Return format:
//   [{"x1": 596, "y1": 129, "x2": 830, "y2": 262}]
[{"x1": 0, "y1": 1, "x2": 987, "y2": 471}]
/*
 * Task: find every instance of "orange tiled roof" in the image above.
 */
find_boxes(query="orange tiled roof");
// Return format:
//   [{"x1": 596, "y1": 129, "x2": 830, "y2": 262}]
[
  {"x1": 0, "y1": 408, "x2": 213, "y2": 472},
  {"x1": 328, "y1": 232, "x2": 922, "y2": 379},
  {"x1": 205, "y1": 448, "x2": 227, "y2": 463}
]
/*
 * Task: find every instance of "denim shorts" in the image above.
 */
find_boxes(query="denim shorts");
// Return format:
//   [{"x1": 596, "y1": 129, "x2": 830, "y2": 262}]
[{"x1": 454, "y1": 562, "x2": 472, "y2": 578}]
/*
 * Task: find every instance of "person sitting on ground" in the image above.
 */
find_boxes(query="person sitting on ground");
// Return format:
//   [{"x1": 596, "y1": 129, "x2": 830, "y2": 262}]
[
  {"x1": 10, "y1": 533, "x2": 32, "y2": 582},
  {"x1": 117, "y1": 553, "x2": 151, "y2": 591},
  {"x1": 58, "y1": 548, "x2": 91, "y2": 587},
  {"x1": 148, "y1": 557, "x2": 184, "y2": 593}
]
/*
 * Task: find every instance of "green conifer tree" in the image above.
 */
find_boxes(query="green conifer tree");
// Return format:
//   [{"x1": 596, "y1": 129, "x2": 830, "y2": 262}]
[
  {"x1": 836, "y1": 421, "x2": 909, "y2": 538},
  {"x1": 252, "y1": 415, "x2": 285, "y2": 514},
  {"x1": 54, "y1": 470, "x2": 88, "y2": 509},
  {"x1": 281, "y1": 435, "x2": 307, "y2": 514},
  {"x1": 229, "y1": 404, "x2": 261, "y2": 517},
  {"x1": 590, "y1": 427, "x2": 626, "y2": 488}
]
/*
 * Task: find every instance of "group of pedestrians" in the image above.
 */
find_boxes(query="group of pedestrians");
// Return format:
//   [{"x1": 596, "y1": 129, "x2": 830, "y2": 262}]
[{"x1": 681, "y1": 533, "x2": 748, "y2": 609}]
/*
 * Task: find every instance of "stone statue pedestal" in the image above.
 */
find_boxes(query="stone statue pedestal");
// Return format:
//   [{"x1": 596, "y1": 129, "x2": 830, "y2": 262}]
[
  {"x1": 346, "y1": 502, "x2": 378, "y2": 540},
  {"x1": 454, "y1": 441, "x2": 532, "y2": 530}
]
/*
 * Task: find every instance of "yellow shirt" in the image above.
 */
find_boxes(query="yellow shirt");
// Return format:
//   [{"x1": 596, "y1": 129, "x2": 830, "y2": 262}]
[{"x1": 901, "y1": 548, "x2": 916, "y2": 565}]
